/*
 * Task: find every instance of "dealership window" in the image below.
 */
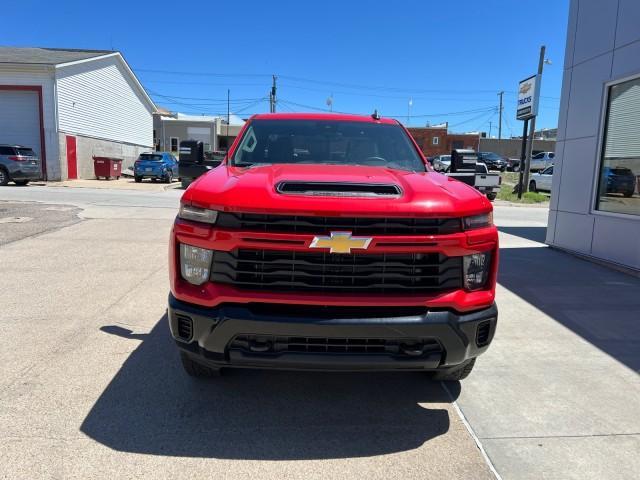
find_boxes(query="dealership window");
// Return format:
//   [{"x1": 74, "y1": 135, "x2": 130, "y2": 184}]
[
  {"x1": 596, "y1": 76, "x2": 640, "y2": 216},
  {"x1": 432, "y1": 136, "x2": 439, "y2": 145},
  {"x1": 170, "y1": 137, "x2": 179, "y2": 152}
]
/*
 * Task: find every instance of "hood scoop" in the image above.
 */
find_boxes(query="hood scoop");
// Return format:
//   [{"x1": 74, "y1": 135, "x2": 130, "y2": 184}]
[{"x1": 276, "y1": 181, "x2": 402, "y2": 198}]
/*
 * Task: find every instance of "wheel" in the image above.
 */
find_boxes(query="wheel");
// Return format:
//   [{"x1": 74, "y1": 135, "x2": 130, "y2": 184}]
[
  {"x1": 116, "y1": 176, "x2": 120, "y2": 180},
  {"x1": 164, "y1": 172, "x2": 173, "y2": 184},
  {"x1": 432, "y1": 358, "x2": 476, "y2": 381},
  {"x1": 529, "y1": 180, "x2": 537, "y2": 193},
  {"x1": 180, "y1": 351, "x2": 221, "y2": 378},
  {"x1": 181, "y1": 179, "x2": 191, "y2": 189},
  {"x1": 14, "y1": 179, "x2": 29, "y2": 186},
  {"x1": 151, "y1": 178, "x2": 157, "y2": 182},
  {"x1": 623, "y1": 191, "x2": 634, "y2": 198},
  {"x1": 486, "y1": 192, "x2": 497, "y2": 201},
  {"x1": 134, "y1": 176, "x2": 142, "y2": 183},
  {"x1": 0, "y1": 168, "x2": 9, "y2": 186},
  {"x1": 513, "y1": 165, "x2": 520, "y2": 172}
]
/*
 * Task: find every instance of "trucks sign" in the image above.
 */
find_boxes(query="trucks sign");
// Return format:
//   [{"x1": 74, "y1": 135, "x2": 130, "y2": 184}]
[{"x1": 517, "y1": 74, "x2": 541, "y2": 120}]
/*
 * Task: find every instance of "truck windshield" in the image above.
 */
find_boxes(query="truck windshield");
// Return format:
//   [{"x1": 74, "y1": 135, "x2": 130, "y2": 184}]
[{"x1": 232, "y1": 120, "x2": 426, "y2": 172}]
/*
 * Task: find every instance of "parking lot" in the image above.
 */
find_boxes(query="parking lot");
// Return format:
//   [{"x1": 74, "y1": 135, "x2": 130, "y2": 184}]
[{"x1": 1, "y1": 185, "x2": 638, "y2": 480}]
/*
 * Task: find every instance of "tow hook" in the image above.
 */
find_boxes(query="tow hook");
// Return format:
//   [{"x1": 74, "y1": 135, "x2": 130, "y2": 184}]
[{"x1": 400, "y1": 343, "x2": 426, "y2": 357}]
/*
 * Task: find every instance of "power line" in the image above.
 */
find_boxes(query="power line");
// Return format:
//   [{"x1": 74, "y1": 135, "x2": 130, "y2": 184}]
[
  {"x1": 134, "y1": 68, "x2": 270, "y2": 78},
  {"x1": 279, "y1": 98, "x2": 497, "y2": 118}
]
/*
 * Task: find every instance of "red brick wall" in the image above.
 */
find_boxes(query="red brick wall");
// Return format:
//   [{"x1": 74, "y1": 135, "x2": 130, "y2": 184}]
[{"x1": 407, "y1": 128, "x2": 479, "y2": 157}]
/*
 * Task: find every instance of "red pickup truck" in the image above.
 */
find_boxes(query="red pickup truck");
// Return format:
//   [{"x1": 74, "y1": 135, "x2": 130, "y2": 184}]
[{"x1": 169, "y1": 113, "x2": 498, "y2": 381}]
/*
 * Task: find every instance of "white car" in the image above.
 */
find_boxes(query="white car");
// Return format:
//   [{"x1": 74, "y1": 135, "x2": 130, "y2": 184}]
[
  {"x1": 432, "y1": 155, "x2": 451, "y2": 172},
  {"x1": 529, "y1": 165, "x2": 554, "y2": 192},
  {"x1": 530, "y1": 152, "x2": 555, "y2": 171}
]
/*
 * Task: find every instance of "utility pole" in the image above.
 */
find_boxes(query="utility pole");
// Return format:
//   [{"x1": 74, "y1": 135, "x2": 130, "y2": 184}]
[
  {"x1": 226, "y1": 89, "x2": 230, "y2": 139},
  {"x1": 269, "y1": 75, "x2": 277, "y2": 113},
  {"x1": 497, "y1": 91, "x2": 504, "y2": 140},
  {"x1": 407, "y1": 98, "x2": 413, "y2": 126},
  {"x1": 489, "y1": 121, "x2": 493, "y2": 138},
  {"x1": 522, "y1": 45, "x2": 546, "y2": 194}
]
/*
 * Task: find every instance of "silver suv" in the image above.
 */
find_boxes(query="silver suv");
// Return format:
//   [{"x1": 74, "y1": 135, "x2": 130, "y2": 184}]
[{"x1": 0, "y1": 145, "x2": 42, "y2": 186}]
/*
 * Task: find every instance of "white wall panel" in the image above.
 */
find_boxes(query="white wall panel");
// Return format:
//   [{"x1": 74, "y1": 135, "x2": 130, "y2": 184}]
[
  {"x1": 565, "y1": 53, "x2": 612, "y2": 140},
  {"x1": 615, "y1": 0, "x2": 640, "y2": 48},
  {"x1": 556, "y1": 137, "x2": 599, "y2": 215},
  {"x1": 573, "y1": 0, "x2": 618, "y2": 65}
]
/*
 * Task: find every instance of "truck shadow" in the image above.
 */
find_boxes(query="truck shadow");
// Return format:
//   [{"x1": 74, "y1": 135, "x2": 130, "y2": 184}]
[
  {"x1": 81, "y1": 316, "x2": 458, "y2": 460},
  {"x1": 498, "y1": 246, "x2": 640, "y2": 372},
  {"x1": 497, "y1": 226, "x2": 547, "y2": 243}
]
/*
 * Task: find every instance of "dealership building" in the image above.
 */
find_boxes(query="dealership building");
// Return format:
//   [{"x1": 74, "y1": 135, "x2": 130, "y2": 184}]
[{"x1": 546, "y1": 0, "x2": 640, "y2": 273}]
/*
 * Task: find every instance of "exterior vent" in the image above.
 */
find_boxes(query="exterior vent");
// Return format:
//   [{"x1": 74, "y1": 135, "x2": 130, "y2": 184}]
[
  {"x1": 476, "y1": 320, "x2": 492, "y2": 347},
  {"x1": 276, "y1": 181, "x2": 401, "y2": 197},
  {"x1": 176, "y1": 314, "x2": 193, "y2": 341}
]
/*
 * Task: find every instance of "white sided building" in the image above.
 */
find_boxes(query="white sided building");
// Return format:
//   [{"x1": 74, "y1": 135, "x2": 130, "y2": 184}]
[
  {"x1": 547, "y1": 0, "x2": 640, "y2": 273},
  {"x1": 0, "y1": 47, "x2": 156, "y2": 180}
]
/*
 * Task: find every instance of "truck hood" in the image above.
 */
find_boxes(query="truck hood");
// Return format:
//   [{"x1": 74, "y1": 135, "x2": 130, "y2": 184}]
[{"x1": 183, "y1": 164, "x2": 491, "y2": 217}]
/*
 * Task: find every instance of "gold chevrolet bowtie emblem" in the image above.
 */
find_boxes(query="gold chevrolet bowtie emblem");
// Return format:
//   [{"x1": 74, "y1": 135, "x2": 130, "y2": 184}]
[
  {"x1": 519, "y1": 83, "x2": 532, "y2": 94},
  {"x1": 309, "y1": 231, "x2": 373, "y2": 254}
]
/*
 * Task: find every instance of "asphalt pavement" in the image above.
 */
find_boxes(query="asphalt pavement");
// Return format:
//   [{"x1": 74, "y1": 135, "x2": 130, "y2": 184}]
[{"x1": 0, "y1": 184, "x2": 638, "y2": 479}]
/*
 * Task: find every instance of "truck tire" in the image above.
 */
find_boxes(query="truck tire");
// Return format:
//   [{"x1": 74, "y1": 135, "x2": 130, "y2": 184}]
[
  {"x1": 623, "y1": 191, "x2": 634, "y2": 198},
  {"x1": 486, "y1": 192, "x2": 497, "y2": 201},
  {"x1": 134, "y1": 176, "x2": 142, "y2": 183},
  {"x1": 529, "y1": 180, "x2": 537, "y2": 193},
  {"x1": 14, "y1": 180, "x2": 30, "y2": 186},
  {"x1": 180, "y1": 351, "x2": 221, "y2": 378},
  {"x1": 432, "y1": 358, "x2": 476, "y2": 381},
  {"x1": 181, "y1": 178, "x2": 191, "y2": 189}
]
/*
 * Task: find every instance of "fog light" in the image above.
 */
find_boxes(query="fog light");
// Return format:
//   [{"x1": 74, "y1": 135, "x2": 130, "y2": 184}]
[
  {"x1": 463, "y1": 252, "x2": 491, "y2": 291},
  {"x1": 180, "y1": 244, "x2": 213, "y2": 285}
]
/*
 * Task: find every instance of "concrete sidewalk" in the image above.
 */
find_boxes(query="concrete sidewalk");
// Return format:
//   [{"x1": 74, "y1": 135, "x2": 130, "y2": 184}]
[
  {"x1": 43, "y1": 177, "x2": 182, "y2": 192},
  {"x1": 457, "y1": 207, "x2": 640, "y2": 479}
]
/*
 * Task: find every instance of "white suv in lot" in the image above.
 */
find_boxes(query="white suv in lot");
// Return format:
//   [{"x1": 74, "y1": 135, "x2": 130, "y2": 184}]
[
  {"x1": 530, "y1": 152, "x2": 555, "y2": 171},
  {"x1": 529, "y1": 165, "x2": 554, "y2": 192}
]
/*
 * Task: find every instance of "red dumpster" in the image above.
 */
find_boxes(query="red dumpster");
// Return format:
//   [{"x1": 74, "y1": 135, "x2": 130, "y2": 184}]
[{"x1": 93, "y1": 157, "x2": 122, "y2": 180}]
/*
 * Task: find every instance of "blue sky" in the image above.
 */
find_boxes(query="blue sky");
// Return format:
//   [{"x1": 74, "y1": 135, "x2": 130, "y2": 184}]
[{"x1": 4, "y1": 0, "x2": 569, "y2": 136}]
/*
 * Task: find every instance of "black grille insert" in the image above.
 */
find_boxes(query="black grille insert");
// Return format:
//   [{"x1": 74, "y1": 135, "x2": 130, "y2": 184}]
[
  {"x1": 176, "y1": 314, "x2": 193, "y2": 341},
  {"x1": 230, "y1": 335, "x2": 441, "y2": 356},
  {"x1": 276, "y1": 181, "x2": 401, "y2": 197},
  {"x1": 211, "y1": 249, "x2": 462, "y2": 293},
  {"x1": 216, "y1": 212, "x2": 462, "y2": 235}
]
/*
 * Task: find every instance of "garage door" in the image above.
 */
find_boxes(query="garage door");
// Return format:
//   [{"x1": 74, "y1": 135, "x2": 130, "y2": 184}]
[{"x1": 0, "y1": 90, "x2": 41, "y2": 159}]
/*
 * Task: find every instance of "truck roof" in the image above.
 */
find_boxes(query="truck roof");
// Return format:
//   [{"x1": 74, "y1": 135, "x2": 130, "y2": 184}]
[{"x1": 249, "y1": 112, "x2": 399, "y2": 125}]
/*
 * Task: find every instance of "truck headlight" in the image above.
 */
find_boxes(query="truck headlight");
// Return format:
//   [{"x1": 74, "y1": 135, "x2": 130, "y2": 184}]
[
  {"x1": 463, "y1": 252, "x2": 491, "y2": 291},
  {"x1": 180, "y1": 244, "x2": 213, "y2": 285},
  {"x1": 178, "y1": 205, "x2": 218, "y2": 224},
  {"x1": 463, "y1": 212, "x2": 493, "y2": 230}
]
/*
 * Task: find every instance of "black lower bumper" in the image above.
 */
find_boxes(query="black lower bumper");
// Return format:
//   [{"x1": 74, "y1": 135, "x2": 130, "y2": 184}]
[{"x1": 167, "y1": 294, "x2": 497, "y2": 372}]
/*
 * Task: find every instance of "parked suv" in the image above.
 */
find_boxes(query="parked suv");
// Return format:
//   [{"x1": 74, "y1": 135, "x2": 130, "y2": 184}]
[
  {"x1": 477, "y1": 152, "x2": 507, "y2": 171},
  {"x1": 134, "y1": 152, "x2": 178, "y2": 183},
  {"x1": 0, "y1": 145, "x2": 41, "y2": 186},
  {"x1": 169, "y1": 113, "x2": 499, "y2": 381}
]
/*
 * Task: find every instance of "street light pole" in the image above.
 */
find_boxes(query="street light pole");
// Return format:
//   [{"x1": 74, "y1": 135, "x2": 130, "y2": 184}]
[
  {"x1": 522, "y1": 45, "x2": 546, "y2": 193},
  {"x1": 497, "y1": 91, "x2": 504, "y2": 140},
  {"x1": 407, "y1": 98, "x2": 413, "y2": 126}
]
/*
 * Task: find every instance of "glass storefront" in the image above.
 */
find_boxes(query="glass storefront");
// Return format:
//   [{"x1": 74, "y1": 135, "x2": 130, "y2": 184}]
[{"x1": 596, "y1": 76, "x2": 640, "y2": 216}]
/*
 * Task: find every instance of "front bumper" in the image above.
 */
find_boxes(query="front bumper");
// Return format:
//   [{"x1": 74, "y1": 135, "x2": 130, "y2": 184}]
[
  {"x1": 11, "y1": 168, "x2": 41, "y2": 181},
  {"x1": 168, "y1": 294, "x2": 497, "y2": 372}
]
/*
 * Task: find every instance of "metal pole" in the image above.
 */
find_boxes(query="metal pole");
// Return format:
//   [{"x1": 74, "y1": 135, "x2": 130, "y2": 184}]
[
  {"x1": 226, "y1": 89, "x2": 230, "y2": 140},
  {"x1": 497, "y1": 91, "x2": 504, "y2": 140},
  {"x1": 517, "y1": 118, "x2": 529, "y2": 199},
  {"x1": 522, "y1": 45, "x2": 546, "y2": 193},
  {"x1": 489, "y1": 121, "x2": 492, "y2": 138},
  {"x1": 270, "y1": 75, "x2": 277, "y2": 113}
]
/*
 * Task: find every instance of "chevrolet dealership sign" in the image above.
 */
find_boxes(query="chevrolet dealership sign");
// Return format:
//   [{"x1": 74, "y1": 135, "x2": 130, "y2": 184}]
[{"x1": 517, "y1": 74, "x2": 541, "y2": 120}]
